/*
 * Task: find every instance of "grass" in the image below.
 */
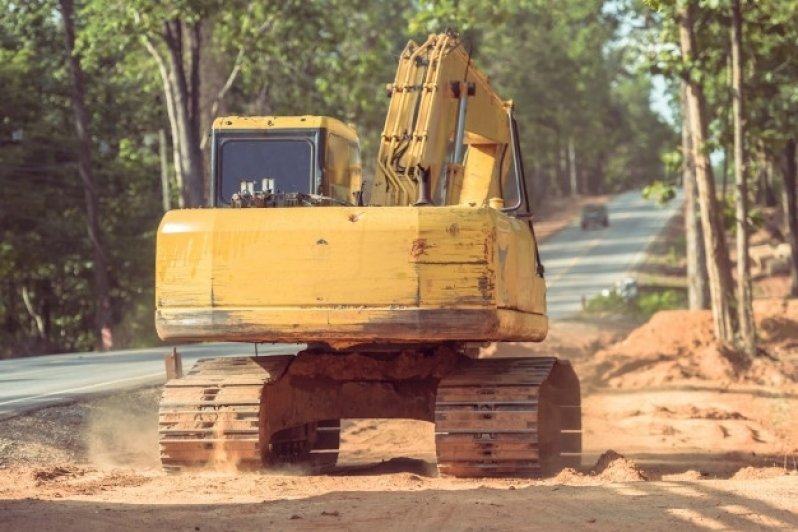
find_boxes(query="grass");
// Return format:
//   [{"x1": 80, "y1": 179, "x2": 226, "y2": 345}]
[
  {"x1": 583, "y1": 286, "x2": 687, "y2": 320},
  {"x1": 582, "y1": 209, "x2": 689, "y2": 320}
]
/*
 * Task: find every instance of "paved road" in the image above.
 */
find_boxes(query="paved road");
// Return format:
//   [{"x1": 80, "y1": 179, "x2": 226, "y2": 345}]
[
  {"x1": 539, "y1": 188, "x2": 683, "y2": 320},
  {"x1": 0, "y1": 189, "x2": 681, "y2": 417},
  {"x1": 0, "y1": 342, "x2": 294, "y2": 419}
]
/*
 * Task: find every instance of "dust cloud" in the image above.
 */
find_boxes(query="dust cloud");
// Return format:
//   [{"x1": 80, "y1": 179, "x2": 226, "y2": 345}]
[{"x1": 84, "y1": 388, "x2": 161, "y2": 469}]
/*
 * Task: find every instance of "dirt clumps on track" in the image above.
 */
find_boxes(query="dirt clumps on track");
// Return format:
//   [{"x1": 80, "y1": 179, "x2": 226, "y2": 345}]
[{"x1": 1, "y1": 302, "x2": 797, "y2": 530}]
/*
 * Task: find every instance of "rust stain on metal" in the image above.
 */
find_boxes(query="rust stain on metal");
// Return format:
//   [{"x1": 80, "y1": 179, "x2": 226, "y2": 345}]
[
  {"x1": 478, "y1": 273, "x2": 495, "y2": 301},
  {"x1": 411, "y1": 238, "x2": 429, "y2": 258},
  {"x1": 482, "y1": 227, "x2": 497, "y2": 262}
]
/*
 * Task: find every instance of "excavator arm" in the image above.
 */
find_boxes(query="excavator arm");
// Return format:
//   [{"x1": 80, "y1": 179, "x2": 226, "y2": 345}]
[{"x1": 372, "y1": 32, "x2": 523, "y2": 211}]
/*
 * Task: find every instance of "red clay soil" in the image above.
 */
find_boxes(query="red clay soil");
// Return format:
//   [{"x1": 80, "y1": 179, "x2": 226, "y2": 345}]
[{"x1": 589, "y1": 299, "x2": 798, "y2": 389}]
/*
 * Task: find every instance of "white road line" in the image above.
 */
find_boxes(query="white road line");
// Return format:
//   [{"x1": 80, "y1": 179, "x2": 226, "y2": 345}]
[{"x1": 546, "y1": 234, "x2": 603, "y2": 284}]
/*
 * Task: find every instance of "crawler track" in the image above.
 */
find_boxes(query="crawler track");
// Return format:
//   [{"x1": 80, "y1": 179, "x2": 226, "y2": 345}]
[
  {"x1": 434, "y1": 357, "x2": 581, "y2": 477},
  {"x1": 158, "y1": 356, "x2": 292, "y2": 472}
]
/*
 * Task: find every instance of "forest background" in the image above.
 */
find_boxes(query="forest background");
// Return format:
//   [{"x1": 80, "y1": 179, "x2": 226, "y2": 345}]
[{"x1": 1, "y1": 0, "x2": 795, "y2": 356}]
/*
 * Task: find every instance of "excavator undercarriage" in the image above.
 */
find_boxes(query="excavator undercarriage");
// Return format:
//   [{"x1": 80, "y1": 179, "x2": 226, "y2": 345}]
[{"x1": 159, "y1": 347, "x2": 580, "y2": 476}]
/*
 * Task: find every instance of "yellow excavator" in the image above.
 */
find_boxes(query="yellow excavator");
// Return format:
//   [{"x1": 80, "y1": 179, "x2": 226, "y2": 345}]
[{"x1": 155, "y1": 32, "x2": 581, "y2": 477}]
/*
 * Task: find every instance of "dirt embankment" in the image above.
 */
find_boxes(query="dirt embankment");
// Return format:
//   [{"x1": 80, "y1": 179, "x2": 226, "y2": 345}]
[{"x1": 588, "y1": 299, "x2": 798, "y2": 390}]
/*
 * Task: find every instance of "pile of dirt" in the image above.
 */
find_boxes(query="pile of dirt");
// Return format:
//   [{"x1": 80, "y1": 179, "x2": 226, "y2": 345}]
[
  {"x1": 589, "y1": 299, "x2": 798, "y2": 389},
  {"x1": 589, "y1": 450, "x2": 648, "y2": 482},
  {"x1": 548, "y1": 451, "x2": 649, "y2": 484},
  {"x1": 731, "y1": 466, "x2": 790, "y2": 480}
]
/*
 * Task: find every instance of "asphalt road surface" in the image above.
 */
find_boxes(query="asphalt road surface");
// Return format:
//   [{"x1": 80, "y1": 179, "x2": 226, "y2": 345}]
[
  {"x1": 0, "y1": 188, "x2": 681, "y2": 417},
  {"x1": 539, "y1": 188, "x2": 683, "y2": 320},
  {"x1": 0, "y1": 343, "x2": 292, "y2": 419}
]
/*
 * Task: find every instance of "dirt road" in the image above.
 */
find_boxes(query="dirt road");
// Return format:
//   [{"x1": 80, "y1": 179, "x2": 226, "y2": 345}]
[{"x1": 1, "y1": 304, "x2": 796, "y2": 531}]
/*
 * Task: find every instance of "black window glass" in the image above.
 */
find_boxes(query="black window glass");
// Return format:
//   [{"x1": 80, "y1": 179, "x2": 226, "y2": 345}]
[{"x1": 218, "y1": 139, "x2": 313, "y2": 203}]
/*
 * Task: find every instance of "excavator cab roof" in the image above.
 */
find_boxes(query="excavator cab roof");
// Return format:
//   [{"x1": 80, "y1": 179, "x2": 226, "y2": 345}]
[{"x1": 212, "y1": 115, "x2": 358, "y2": 143}]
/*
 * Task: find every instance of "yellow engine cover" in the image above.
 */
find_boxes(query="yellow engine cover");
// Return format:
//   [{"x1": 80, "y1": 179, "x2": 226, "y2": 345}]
[{"x1": 155, "y1": 206, "x2": 547, "y2": 345}]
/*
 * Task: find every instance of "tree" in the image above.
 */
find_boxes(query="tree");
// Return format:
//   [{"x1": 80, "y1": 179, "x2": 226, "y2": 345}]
[
  {"x1": 59, "y1": 0, "x2": 114, "y2": 350},
  {"x1": 0, "y1": 0, "x2": 686, "y2": 357},
  {"x1": 783, "y1": 139, "x2": 798, "y2": 295},
  {"x1": 133, "y1": 6, "x2": 205, "y2": 208},
  {"x1": 681, "y1": 81, "x2": 710, "y2": 309},
  {"x1": 411, "y1": 0, "x2": 675, "y2": 202},
  {"x1": 678, "y1": 0, "x2": 737, "y2": 344},
  {"x1": 743, "y1": 0, "x2": 798, "y2": 297},
  {"x1": 730, "y1": 0, "x2": 755, "y2": 353}
]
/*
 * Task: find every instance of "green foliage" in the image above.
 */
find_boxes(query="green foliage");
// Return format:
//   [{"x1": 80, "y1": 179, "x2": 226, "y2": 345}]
[
  {"x1": 0, "y1": 0, "x2": 162, "y2": 356},
  {"x1": 584, "y1": 286, "x2": 686, "y2": 318},
  {"x1": 409, "y1": 1, "x2": 676, "y2": 198},
  {"x1": 642, "y1": 180, "x2": 677, "y2": 205},
  {"x1": 584, "y1": 290, "x2": 631, "y2": 315},
  {"x1": 637, "y1": 289, "x2": 686, "y2": 315},
  {"x1": 718, "y1": 193, "x2": 764, "y2": 234},
  {"x1": 0, "y1": 0, "x2": 693, "y2": 356}
]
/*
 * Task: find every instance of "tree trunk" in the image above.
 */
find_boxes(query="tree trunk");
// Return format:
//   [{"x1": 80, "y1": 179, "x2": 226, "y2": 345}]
[
  {"x1": 21, "y1": 285, "x2": 45, "y2": 341},
  {"x1": 679, "y1": 1, "x2": 738, "y2": 344},
  {"x1": 731, "y1": 0, "x2": 756, "y2": 355},
  {"x1": 755, "y1": 142, "x2": 777, "y2": 207},
  {"x1": 568, "y1": 137, "x2": 578, "y2": 196},
  {"x1": 782, "y1": 138, "x2": 798, "y2": 297},
  {"x1": 141, "y1": 36, "x2": 185, "y2": 209},
  {"x1": 159, "y1": 128, "x2": 171, "y2": 213},
  {"x1": 681, "y1": 81, "x2": 710, "y2": 310},
  {"x1": 59, "y1": 0, "x2": 114, "y2": 351},
  {"x1": 162, "y1": 20, "x2": 205, "y2": 208}
]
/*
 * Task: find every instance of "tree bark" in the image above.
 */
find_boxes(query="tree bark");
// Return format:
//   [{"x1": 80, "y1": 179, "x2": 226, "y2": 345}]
[
  {"x1": 143, "y1": 19, "x2": 205, "y2": 208},
  {"x1": 142, "y1": 35, "x2": 185, "y2": 208},
  {"x1": 159, "y1": 128, "x2": 171, "y2": 213},
  {"x1": 59, "y1": 0, "x2": 114, "y2": 350},
  {"x1": 755, "y1": 143, "x2": 777, "y2": 207},
  {"x1": 681, "y1": 81, "x2": 710, "y2": 310},
  {"x1": 162, "y1": 19, "x2": 205, "y2": 207},
  {"x1": 568, "y1": 137, "x2": 578, "y2": 196},
  {"x1": 731, "y1": 0, "x2": 756, "y2": 355},
  {"x1": 679, "y1": 1, "x2": 738, "y2": 344},
  {"x1": 21, "y1": 285, "x2": 45, "y2": 340},
  {"x1": 782, "y1": 138, "x2": 798, "y2": 297}
]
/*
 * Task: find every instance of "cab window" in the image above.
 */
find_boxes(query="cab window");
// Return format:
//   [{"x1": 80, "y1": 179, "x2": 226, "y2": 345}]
[{"x1": 217, "y1": 138, "x2": 313, "y2": 204}]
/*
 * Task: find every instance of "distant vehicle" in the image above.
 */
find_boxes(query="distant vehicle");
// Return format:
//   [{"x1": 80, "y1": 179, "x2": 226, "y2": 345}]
[
  {"x1": 616, "y1": 277, "x2": 639, "y2": 301},
  {"x1": 599, "y1": 277, "x2": 638, "y2": 302},
  {"x1": 581, "y1": 203, "x2": 609, "y2": 230}
]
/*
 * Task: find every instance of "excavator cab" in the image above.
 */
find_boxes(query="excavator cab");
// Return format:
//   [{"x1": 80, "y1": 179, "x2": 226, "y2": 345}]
[{"x1": 209, "y1": 116, "x2": 363, "y2": 207}]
